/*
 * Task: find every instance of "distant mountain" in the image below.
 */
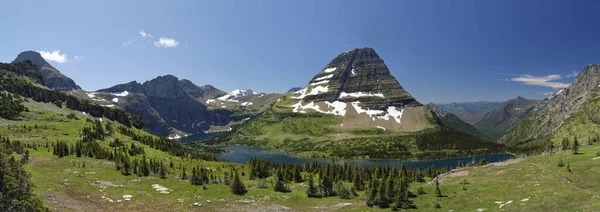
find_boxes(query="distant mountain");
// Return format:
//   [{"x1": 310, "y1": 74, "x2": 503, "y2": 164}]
[
  {"x1": 472, "y1": 97, "x2": 542, "y2": 142},
  {"x1": 287, "y1": 87, "x2": 302, "y2": 93},
  {"x1": 436, "y1": 101, "x2": 503, "y2": 124},
  {"x1": 426, "y1": 103, "x2": 488, "y2": 140},
  {"x1": 504, "y1": 64, "x2": 600, "y2": 148},
  {"x1": 198, "y1": 85, "x2": 227, "y2": 100},
  {"x1": 97, "y1": 75, "x2": 236, "y2": 137},
  {"x1": 221, "y1": 48, "x2": 501, "y2": 159},
  {"x1": 12, "y1": 51, "x2": 80, "y2": 91},
  {"x1": 217, "y1": 89, "x2": 257, "y2": 101}
]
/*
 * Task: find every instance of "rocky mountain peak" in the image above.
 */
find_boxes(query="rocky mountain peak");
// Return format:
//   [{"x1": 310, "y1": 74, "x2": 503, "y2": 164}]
[
  {"x1": 293, "y1": 47, "x2": 420, "y2": 110},
  {"x1": 13, "y1": 51, "x2": 51, "y2": 69},
  {"x1": 12, "y1": 50, "x2": 79, "y2": 91}
]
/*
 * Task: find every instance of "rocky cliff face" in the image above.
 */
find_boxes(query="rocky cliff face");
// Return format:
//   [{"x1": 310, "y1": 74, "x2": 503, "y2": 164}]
[
  {"x1": 503, "y1": 64, "x2": 600, "y2": 145},
  {"x1": 12, "y1": 51, "x2": 80, "y2": 91}
]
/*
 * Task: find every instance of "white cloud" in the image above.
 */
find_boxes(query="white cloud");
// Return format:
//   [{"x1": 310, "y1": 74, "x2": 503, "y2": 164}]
[
  {"x1": 123, "y1": 40, "x2": 135, "y2": 46},
  {"x1": 566, "y1": 70, "x2": 579, "y2": 78},
  {"x1": 139, "y1": 30, "x2": 153, "y2": 39},
  {"x1": 38, "y1": 50, "x2": 68, "y2": 64},
  {"x1": 74, "y1": 56, "x2": 84, "y2": 62},
  {"x1": 154, "y1": 37, "x2": 179, "y2": 48},
  {"x1": 510, "y1": 74, "x2": 570, "y2": 89}
]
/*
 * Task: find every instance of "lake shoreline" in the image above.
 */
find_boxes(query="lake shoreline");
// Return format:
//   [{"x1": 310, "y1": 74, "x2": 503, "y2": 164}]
[{"x1": 213, "y1": 146, "x2": 515, "y2": 170}]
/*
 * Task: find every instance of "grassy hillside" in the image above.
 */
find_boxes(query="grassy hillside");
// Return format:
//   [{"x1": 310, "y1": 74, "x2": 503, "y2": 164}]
[
  {"x1": 3, "y1": 100, "x2": 600, "y2": 211},
  {"x1": 214, "y1": 99, "x2": 504, "y2": 160}
]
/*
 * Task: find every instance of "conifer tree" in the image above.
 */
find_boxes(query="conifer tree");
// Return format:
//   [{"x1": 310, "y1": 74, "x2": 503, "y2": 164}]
[
  {"x1": 306, "y1": 174, "x2": 320, "y2": 197},
  {"x1": 230, "y1": 171, "x2": 247, "y2": 195},
  {"x1": 435, "y1": 178, "x2": 443, "y2": 197},
  {"x1": 572, "y1": 137, "x2": 580, "y2": 154}
]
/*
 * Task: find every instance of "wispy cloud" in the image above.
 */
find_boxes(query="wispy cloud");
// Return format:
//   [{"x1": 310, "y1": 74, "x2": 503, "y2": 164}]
[
  {"x1": 38, "y1": 50, "x2": 68, "y2": 64},
  {"x1": 123, "y1": 40, "x2": 135, "y2": 46},
  {"x1": 154, "y1": 37, "x2": 179, "y2": 48},
  {"x1": 139, "y1": 30, "x2": 153, "y2": 40},
  {"x1": 566, "y1": 70, "x2": 579, "y2": 78},
  {"x1": 510, "y1": 74, "x2": 570, "y2": 89},
  {"x1": 74, "y1": 56, "x2": 84, "y2": 62}
]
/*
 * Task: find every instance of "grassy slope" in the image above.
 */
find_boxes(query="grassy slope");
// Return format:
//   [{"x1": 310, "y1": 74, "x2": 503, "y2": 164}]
[
  {"x1": 4, "y1": 100, "x2": 600, "y2": 211},
  {"x1": 551, "y1": 97, "x2": 600, "y2": 144}
]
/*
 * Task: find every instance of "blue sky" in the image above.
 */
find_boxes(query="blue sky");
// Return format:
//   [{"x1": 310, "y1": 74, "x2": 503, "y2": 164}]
[{"x1": 2, "y1": 0, "x2": 600, "y2": 103}]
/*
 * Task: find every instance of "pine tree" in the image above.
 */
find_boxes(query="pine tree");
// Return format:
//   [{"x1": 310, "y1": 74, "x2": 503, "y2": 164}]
[
  {"x1": 391, "y1": 175, "x2": 415, "y2": 210},
  {"x1": 230, "y1": 171, "x2": 247, "y2": 195},
  {"x1": 435, "y1": 178, "x2": 443, "y2": 197},
  {"x1": 365, "y1": 177, "x2": 378, "y2": 207},
  {"x1": 572, "y1": 137, "x2": 580, "y2": 154},
  {"x1": 293, "y1": 165, "x2": 303, "y2": 183},
  {"x1": 160, "y1": 163, "x2": 167, "y2": 179},
  {"x1": 558, "y1": 157, "x2": 565, "y2": 167},
  {"x1": 181, "y1": 167, "x2": 187, "y2": 180},
  {"x1": 274, "y1": 170, "x2": 291, "y2": 193},
  {"x1": 567, "y1": 162, "x2": 572, "y2": 172},
  {"x1": 306, "y1": 174, "x2": 320, "y2": 197},
  {"x1": 377, "y1": 177, "x2": 389, "y2": 208}
]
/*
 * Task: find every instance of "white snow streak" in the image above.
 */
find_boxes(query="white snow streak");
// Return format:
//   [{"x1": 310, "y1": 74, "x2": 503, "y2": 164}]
[
  {"x1": 315, "y1": 74, "x2": 334, "y2": 81},
  {"x1": 339, "y1": 92, "x2": 385, "y2": 99},
  {"x1": 323, "y1": 67, "x2": 337, "y2": 73}
]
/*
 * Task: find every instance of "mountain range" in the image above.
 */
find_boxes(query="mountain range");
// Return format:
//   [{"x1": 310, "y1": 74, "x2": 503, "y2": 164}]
[
  {"x1": 220, "y1": 48, "x2": 503, "y2": 159},
  {"x1": 10, "y1": 48, "x2": 600, "y2": 156}
]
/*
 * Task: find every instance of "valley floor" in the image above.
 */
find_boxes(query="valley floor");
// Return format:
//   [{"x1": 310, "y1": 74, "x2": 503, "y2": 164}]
[{"x1": 24, "y1": 143, "x2": 600, "y2": 211}]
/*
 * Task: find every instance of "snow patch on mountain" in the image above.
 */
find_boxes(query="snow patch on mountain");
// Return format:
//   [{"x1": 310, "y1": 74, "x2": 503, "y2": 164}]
[
  {"x1": 112, "y1": 91, "x2": 129, "y2": 97},
  {"x1": 315, "y1": 74, "x2": 334, "y2": 81},
  {"x1": 351, "y1": 102, "x2": 405, "y2": 124},
  {"x1": 217, "y1": 89, "x2": 256, "y2": 101},
  {"x1": 339, "y1": 92, "x2": 385, "y2": 99},
  {"x1": 112, "y1": 98, "x2": 119, "y2": 103},
  {"x1": 206, "y1": 99, "x2": 216, "y2": 104},
  {"x1": 323, "y1": 67, "x2": 337, "y2": 73},
  {"x1": 290, "y1": 101, "x2": 347, "y2": 116},
  {"x1": 310, "y1": 80, "x2": 330, "y2": 86}
]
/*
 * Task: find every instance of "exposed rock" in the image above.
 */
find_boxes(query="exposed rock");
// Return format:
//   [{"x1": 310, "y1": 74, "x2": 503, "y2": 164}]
[{"x1": 12, "y1": 51, "x2": 80, "y2": 91}]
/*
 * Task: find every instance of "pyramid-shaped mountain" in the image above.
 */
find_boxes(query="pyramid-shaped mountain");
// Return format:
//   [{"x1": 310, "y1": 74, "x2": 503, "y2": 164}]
[
  {"x1": 284, "y1": 47, "x2": 431, "y2": 131},
  {"x1": 12, "y1": 51, "x2": 80, "y2": 91}
]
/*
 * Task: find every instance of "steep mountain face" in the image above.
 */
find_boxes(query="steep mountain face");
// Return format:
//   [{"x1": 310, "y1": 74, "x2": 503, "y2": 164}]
[
  {"x1": 12, "y1": 51, "x2": 80, "y2": 91},
  {"x1": 503, "y1": 64, "x2": 600, "y2": 147},
  {"x1": 473, "y1": 97, "x2": 541, "y2": 142},
  {"x1": 286, "y1": 47, "x2": 430, "y2": 131},
  {"x1": 426, "y1": 103, "x2": 488, "y2": 139},
  {"x1": 436, "y1": 101, "x2": 503, "y2": 124},
  {"x1": 97, "y1": 75, "x2": 235, "y2": 137}
]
